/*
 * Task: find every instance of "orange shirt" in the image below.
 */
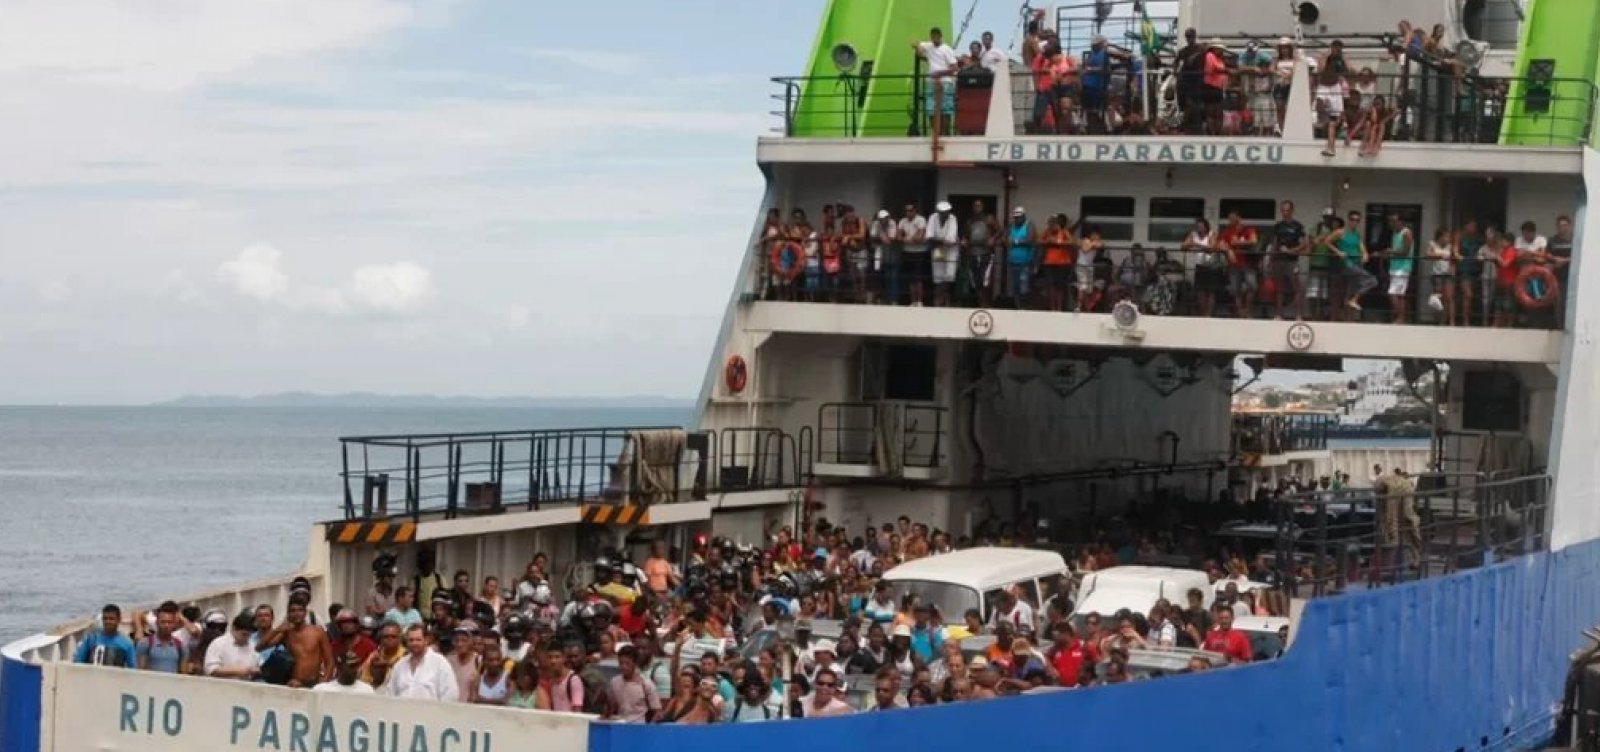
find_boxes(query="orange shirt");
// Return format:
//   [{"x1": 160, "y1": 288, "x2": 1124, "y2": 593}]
[
  {"x1": 1204, "y1": 51, "x2": 1230, "y2": 90},
  {"x1": 1041, "y1": 230, "x2": 1074, "y2": 266}
]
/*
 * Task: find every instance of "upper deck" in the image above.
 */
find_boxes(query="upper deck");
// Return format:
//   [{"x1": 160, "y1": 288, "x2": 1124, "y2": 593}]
[{"x1": 760, "y1": 20, "x2": 1596, "y2": 176}]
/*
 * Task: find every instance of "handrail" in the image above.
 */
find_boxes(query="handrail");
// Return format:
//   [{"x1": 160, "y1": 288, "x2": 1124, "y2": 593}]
[
  {"x1": 1267, "y1": 473, "x2": 1549, "y2": 596},
  {"x1": 751, "y1": 236, "x2": 1569, "y2": 330}
]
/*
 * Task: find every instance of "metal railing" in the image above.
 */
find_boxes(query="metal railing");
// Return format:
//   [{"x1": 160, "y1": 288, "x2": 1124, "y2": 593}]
[
  {"x1": 1008, "y1": 52, "x2": 1596, "y2": 147},
  {"x1": 816, "y1": 402, "x2": 948, "y2": 473},
  {"x1": 339, "y1": 426, "x2": 714, "y2": 520},
  {"x1": 715, "y1": 427, "x2": 812, "y2": 491},
  {"x1": 1270, "y1": 473, "x2": 1549, "y2": 597},
  {"x1": 752, "y1": 239, "x2": 1567, "y2": 330},
  {"x1": 1233, "y1": 411, "x2": 1332, "y2": 456},
  {"x1": 772, "y1": 65, "x2": 997, "y2": 138}
]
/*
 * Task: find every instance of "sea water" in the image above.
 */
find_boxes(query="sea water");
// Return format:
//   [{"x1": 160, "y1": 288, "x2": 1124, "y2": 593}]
[{"x1": 0, "y1": 405, "x2": 687, "y2": 643}]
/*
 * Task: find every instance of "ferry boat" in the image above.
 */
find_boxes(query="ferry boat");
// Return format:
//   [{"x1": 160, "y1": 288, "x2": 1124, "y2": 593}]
[{"x1": 6, "y1": 0, "x2": 1600, "y2": 750}]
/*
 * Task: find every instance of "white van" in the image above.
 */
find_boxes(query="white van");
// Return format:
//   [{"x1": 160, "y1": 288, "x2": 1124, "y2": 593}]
[
  {"x1": 1070, "y1": 565, "x2": 1214, "y2": 626},
  {"x1": 880, "y1": 547, "x2": 1069, "y2": 630}
]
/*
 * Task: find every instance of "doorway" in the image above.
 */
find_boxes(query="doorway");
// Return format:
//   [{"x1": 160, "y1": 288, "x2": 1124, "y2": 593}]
[{"x1": 1448, "y1": 176, "x2": 1508, "y2": 232}]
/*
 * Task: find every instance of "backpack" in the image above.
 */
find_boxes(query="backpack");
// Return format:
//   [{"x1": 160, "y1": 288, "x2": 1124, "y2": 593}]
[
  {"x1": 570, "y1": 671, "x2": 610, "y2": 716},
  {"x1": 260, "y1": 645, "x2": 296, "y2": 685}
]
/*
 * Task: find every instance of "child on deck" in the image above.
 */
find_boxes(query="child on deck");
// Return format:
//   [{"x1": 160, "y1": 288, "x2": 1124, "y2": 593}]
[{"x1": 1357, "y1": 96, "x2": 1395, "y2": 156}]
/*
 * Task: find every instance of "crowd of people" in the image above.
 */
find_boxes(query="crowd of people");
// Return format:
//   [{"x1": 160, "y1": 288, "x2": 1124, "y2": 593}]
[
  {"x1": 904, "y1": 13, "x2": 1507, "y2": 151},
  {"x1": 760, "y1": 199, "x2": 1573, "y2": 328},
  {"x1": 75, "y1": 514, "x2": 1292, "y2": 723}
]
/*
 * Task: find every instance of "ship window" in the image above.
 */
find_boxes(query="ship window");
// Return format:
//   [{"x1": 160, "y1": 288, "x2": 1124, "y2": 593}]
[
  {"x1": 1219, "y1": 198, "x2": 1277, "y2": 230},
  {"x1": 883, "y1": 345, "x2": 937, "y2": 402},
  {"x1": 1079, "y1": 196, "x2": 1135, "y2": 242},
  {"x1": 1148, "y1": 197, "x2": 1206, "y2": 243}
]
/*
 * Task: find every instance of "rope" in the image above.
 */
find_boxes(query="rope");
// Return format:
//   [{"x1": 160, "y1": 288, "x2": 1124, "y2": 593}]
[{"x1": 953, "y1": 0, "x2": 980, "y2": 46}]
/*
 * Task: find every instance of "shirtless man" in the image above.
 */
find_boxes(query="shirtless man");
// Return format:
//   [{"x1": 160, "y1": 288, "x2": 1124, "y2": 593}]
[{"x1": 259, "y1": 597, "x2": 332, "y2": 688}]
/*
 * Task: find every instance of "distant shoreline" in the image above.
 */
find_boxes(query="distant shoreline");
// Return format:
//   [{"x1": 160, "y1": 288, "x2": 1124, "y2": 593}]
[{"x1": 149, "y1": 394, "x2": 693, "y2": 409}]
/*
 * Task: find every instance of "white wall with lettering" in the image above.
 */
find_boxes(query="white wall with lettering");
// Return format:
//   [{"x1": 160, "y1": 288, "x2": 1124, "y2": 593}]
[{"x1": 44, "y1": 662, "x2": 590, "y2": 752}]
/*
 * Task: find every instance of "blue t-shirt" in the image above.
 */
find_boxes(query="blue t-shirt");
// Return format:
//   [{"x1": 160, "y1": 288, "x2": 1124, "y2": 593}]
[
  {"x1": 73, "y1": 630, "x2": 137, "y2": 668},
  {"x1": 909, "y1": 626, "x2": 943, "y2": 662},
  {"x1": 1083, "y1": 49, "x2": 1109, "y2": 89},
  {"x1": 136, "y1": 635, "x2": 188, "y2": 673},
  {"x1": 384, "y1": 607, "x2": 423, "y2": 629}
]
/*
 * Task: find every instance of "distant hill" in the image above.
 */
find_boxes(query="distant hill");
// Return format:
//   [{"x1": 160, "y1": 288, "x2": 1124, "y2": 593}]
[{"x1": 154, "y1": 392, "x2": 693, "y2": 409}]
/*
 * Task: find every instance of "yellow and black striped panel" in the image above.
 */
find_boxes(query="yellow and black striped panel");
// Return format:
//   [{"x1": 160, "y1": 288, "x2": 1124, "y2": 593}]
[
  {"x1": 580, "y1": 504, "x2": 651, "y2": 526},
  {"x1": 326, "y1": 520, "x2": 418, "y2": 545}
]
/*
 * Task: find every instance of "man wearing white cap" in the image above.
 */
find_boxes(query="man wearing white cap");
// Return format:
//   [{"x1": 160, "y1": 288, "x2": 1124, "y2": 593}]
[
  {"x1": 1005, "y1": 206, "x2": 1037, "y2": 307},
  {"x1": 927, "y1": 200, "x2": 960, "y2": 307},
  {"x1": 869, "y1": 208, "x2": 899, "y2": 304}
]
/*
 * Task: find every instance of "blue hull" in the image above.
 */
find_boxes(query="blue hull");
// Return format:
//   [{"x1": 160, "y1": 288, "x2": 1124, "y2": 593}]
[{"x1": 8, "y1": 537, "x2": 1600, "y2": 752}]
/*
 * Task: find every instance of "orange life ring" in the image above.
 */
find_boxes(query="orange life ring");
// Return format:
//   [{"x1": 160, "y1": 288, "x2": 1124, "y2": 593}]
[
  {"x1": 724, "y1": 356, "x2": 748, "y2": 394},
  {"x1": 769, "y1": 241, "x2": 804, "y2": 282},
  {"x1": 1514, "y1": 265, "x2": 1560, "y2": 310}
]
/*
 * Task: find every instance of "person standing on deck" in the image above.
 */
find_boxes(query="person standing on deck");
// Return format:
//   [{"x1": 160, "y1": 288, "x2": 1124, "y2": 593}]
[
  {"x1": 258, "y1": 596, "x2": 333, "y2": 688},
  {"x1": 897, "y1": 204, "x2": 928, "y2": 306},
  {"x1": 1268, "y1": 201, "x2": 1308, "y2": 320},
  {"x1": 1005, "y1": 207, "x2": 1037, "y2": 308},
  {"x1": 1386, "y1": 214, "x2": 1418, "y2": 323},
  {"x1": 1375, "y1": 467, "x2": 1423, "y2": 577},
  {"x1": 366, "y1": 555, "x2": 398, "y2": 618},
  {"x1": 74, "y1": 604, "x2": 136, "y2": 668},
  {"x1": 913, "y1": 27, "x2": 959, "y2": 136},
  {"x1": 386, "y1": 624, "x2": 460, "y2": 701},
  {"x1": 965, "y1": 199, "x2": 999, "y2": 307},
  {"x1": 928, "y1": 201, "x2": 959, "y2": 307},
  {"x1": 869, "y1": 209, "x2": 899, "y2": 305}
]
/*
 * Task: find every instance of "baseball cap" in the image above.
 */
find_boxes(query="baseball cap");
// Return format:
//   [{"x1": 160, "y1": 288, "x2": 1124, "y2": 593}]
[
  {"x1": 795, "y1": 618, "x2": 814, "y2": 632},
  {"x1": 1092, "y1": 34, "x2": 1107, "y2": 45},
  {"x1": 969, "y1": 655, "x2": 989, "y2": 669},
  {"x1": 1322, "y1": 207, "x2": 1336, "y2": 216},
  {"x1": 812, "y1": 639, "x2": 838, "y2": 655},
  {"x1": 877, "y1": 209, "x2": 890, "y2": 219},
  {"x1": 936, "y1": 201, "x2": 953, "y2": 212},
  {"x1": 202, "y1": 609, "x2": 228, "y2": 627},
  {"x1": 1012, "y1": 206, "x2": 1026, "y2": 216},
  {"x1": 891, "y1": 624, "x2": 912, "y2": 638}
]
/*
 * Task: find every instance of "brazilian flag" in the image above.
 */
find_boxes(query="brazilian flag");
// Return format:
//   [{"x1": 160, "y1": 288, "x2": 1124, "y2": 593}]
[{"x1": 1136, "y1": 1, "x2": 1166, "y2": 58}]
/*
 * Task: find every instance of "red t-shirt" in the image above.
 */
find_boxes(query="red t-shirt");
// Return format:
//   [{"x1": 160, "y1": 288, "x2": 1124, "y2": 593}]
[
  {"x1": 1498, "y1": 245, "x2": 1519, "y2": 287},
  {"x1": 1203, "y1": 627, "x2": 1253, "y2": 663},
  {"x1": 1049, "y1": 640, "x2": 1086, "y2": 687},
  {"x1": 617, "y1": 607, "x2": 649, "y2": 637},
  {"x1": 1220, "y1": 226, "x2": 1259, "y2": 268}
]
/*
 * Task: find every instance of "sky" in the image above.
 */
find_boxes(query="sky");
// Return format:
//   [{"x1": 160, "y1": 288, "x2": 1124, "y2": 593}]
[{"x1": 0, "y1": 1, "x2": 1178, "y2": 405}]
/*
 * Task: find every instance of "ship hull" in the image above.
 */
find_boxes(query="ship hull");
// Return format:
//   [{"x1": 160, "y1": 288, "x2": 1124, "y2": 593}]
[{"x1": 7, "y1": 535, "x2": 1600, "y2": 752}]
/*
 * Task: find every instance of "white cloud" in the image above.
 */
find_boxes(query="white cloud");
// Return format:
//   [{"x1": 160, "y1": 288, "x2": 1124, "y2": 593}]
[
  {"x1": 216, "y1": 245, "x2": 433, "y2": 316},
  {"x1": 217, "y1": 244, "x2": 291, "y2": 302},
  {"x1": 0, "y1": 0, "x2": 417, "y2": 91},
  {"x1": 349, "y1": 262, "x2": 434, "y2": 313},
  {"x1": 520, "y1": 48, "x2": 642, "y2": 76}
]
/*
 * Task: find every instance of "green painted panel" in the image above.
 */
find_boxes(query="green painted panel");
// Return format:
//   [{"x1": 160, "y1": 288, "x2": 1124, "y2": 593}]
[
  {"x1": 790, "y1": 0, "x2": 953, "y2": 138},
  {"x1": 1500, "y1": 0, "x2": 1600, "y2": 146}
]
